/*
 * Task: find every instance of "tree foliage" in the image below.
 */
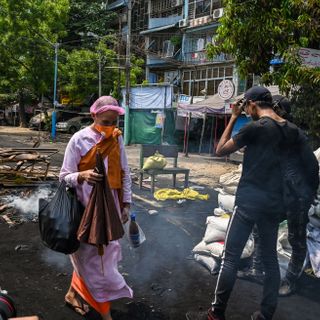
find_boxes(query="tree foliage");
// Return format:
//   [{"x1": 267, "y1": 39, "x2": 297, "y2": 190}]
[
  {"x1": 207, "y1": 0, "x2": 320, "y2": 145},
  {"x1": 65, "y1": 0, "x2": 117, "y2": 41},
  {"x1": 0, "y1": 0, "x2": 69, "y2": 126}
]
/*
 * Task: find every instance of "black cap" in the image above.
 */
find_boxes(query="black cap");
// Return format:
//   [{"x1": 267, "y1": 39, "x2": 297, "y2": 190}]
[{"x1": 244, "y1": 86, "x2": 272, "y2": 103}]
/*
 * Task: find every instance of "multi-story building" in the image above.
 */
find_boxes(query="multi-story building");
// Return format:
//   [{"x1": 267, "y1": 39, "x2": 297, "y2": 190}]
[
  {"x1": 107, "y1": 0, "x2": 255, "y2": 97},
  {"x1": 107, "y1": 0, "x2": 149, "y2": 63},
  {"x1": 181, "y1": 0, "x2": 234, "y2": 96},
  {"x1": 141, "y1": 0, "x2": 184, "y2": 84}
]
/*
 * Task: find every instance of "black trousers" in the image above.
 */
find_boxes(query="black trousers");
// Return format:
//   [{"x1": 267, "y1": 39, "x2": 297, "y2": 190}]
[
  {"x1": 212, "y1": 206, "x2": 280, "y2": 320},
  {"x1": 252, "y1": 204, "x2": 309, "y2": 281}
]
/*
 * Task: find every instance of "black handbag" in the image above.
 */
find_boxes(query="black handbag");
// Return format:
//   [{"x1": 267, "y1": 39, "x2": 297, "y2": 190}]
[{"x1": 39, "y1": 181, "x2": 84, "y2": 254}]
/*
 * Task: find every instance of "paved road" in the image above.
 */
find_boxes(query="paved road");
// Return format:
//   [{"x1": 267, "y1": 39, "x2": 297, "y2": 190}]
[{"x1": 0, "y1": 128, "x2": 320, "y2": 320}]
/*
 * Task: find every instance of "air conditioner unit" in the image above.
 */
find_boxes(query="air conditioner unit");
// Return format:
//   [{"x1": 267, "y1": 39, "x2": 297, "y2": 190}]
[
  {"x1": 212, "y1": 8, "x2": 224, "y2": 19},
  {"x1": 179, "y1": 19, "x2": 187, "y2": 28}
]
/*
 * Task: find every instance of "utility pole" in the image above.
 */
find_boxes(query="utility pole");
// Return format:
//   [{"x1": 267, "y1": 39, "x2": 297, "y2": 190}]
[
  {"x1": 98, "y1": 52, "x2": 102, "y2": 97},
  {"x1": 124, "y1": 0, "x2": 132, "y2": 145},
  {"x1": 51, "y1": 43, "x2": 59, "y2": 142}
]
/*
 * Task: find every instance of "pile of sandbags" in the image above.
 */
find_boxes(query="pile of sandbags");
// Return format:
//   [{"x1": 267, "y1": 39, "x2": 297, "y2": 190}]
[
  {"x1": 216, "y1": 165, "x2": 242, "y2": 213},
  {"x1": 192, "y1": 213, "x2": 254, "y2": 274},
  {"x1": 192, "y1": 214, "x2": 230, "y2": 274},
  {"x1": 192, "y1": 165, "x2": 255, "y2": 274}
]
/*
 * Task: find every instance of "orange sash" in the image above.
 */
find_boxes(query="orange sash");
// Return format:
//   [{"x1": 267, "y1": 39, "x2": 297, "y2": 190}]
[
  {"x1": 78, "y1": 129, "x2": 122, "y2": 189},
  {"x1": 71, "y1": 271, "x2": 111, "y2": 315}
]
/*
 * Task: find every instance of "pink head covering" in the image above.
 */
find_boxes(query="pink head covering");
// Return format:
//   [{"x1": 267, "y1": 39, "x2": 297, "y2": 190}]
[{"x1": 90, "y1": 96, "x2": 125, "y2": 115}]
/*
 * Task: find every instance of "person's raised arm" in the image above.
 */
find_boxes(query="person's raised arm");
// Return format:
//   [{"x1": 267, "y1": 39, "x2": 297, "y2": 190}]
[{"x1": 216, "y1": 100, "x2": 243, "y2": 157}]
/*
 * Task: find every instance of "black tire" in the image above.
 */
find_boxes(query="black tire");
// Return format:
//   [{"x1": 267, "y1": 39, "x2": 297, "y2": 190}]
[{"x1": 69, "y1": 126, "x2": 77, "y2": 134}]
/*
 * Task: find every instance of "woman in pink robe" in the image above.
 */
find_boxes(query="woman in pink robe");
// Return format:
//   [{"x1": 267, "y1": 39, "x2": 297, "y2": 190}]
[{"x1": 59, "y1": 96, "x2": 133, "y2": 320}]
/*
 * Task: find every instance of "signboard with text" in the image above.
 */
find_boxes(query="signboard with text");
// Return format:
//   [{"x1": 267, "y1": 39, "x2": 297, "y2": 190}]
[{"x1": 299, "y1": 47, "x2": 320, "y2": 68}]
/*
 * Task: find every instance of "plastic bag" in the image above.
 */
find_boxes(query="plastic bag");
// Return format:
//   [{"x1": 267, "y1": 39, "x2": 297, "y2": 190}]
[
  {"x1": 142, "y1": 151, "x2": 167, "y2": 170},
  {"x1": 39, "y1": 181, "x2": 84, "y2": 254},
  {"x1": 123, "y1": 217, "x2": 146, "y2": 248}
]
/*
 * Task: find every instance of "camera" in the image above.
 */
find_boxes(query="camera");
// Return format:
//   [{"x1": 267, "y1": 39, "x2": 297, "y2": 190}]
[
  {"x1": 0, "y1": 292, "x2": 16, "y2": 320},
  {"x1": 0, "y1": 291, "x2": 38, "y2": 320},
  {"x1": 235, "y1": 98, "x2": 247, "y2": 112}
]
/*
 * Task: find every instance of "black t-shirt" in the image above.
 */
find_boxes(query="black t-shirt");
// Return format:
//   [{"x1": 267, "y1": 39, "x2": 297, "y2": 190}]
[{"x1": 233, "y1": 116, "x2": 304, "y2": 213}]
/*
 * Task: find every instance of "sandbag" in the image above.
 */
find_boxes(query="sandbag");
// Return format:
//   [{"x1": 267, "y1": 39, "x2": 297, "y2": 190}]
[
  {"x1": 309, "y1": 201, "x2": 320, "y2": 228},
  {"x1": 193, "y1": 238, "x2": 254, "y2": 259},
  {"x1": 218, "y1": 192, "x2": 235, "y2": 213},
  {"x1": 223, "y1": 185, "x2": 238, "y2": 195},
  {"x1": 242, "y1": 236, "x2": 254, "y2": 259},
  {"x1": 314, "y1": 148, "x2": 320, "y2": 162},
  {"x1": 142, "y1": 151, "x2": 167, "y2": 170},
  {"x1": 219, "y1": 165, "x2": 242, "y2": 185},
  {"x1": 306, "y1": 223, "x2": 320, "y2": 278},
  {"x1": 192, "y1": 240, "x2": 224, "y2": 258},
  {"x1": 194, "y1": 254, "x2": 220, "y2": 275},
  {"x1": 203, "y1": 215, "x2": 230, "y2": 243},
  {"x1": 213, "y1": 207, "x2": 228, "y2": 217}
]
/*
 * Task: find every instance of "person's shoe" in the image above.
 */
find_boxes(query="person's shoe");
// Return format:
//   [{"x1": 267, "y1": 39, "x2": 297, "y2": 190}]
[
  {"x1": 279, "y1": 278, "x2": 297, "y2": 297},
  {"x1": 186, "y1": 308, "x2": 225, "y2": 320},
  {"x1": 237, "y1": 268, "x2": 265, "y2": 285},
  {"x1": 251, "y1": 311, "x2": 266, "y2": 320}
]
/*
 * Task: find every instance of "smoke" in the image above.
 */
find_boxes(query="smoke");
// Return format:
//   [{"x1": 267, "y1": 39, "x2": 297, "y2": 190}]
[
  {"x1": 40, "y1": 247, "x2": 72, "y2": 271},
  {"x1": 3, "y1": 188, "x2": 54, "y2": 219}
]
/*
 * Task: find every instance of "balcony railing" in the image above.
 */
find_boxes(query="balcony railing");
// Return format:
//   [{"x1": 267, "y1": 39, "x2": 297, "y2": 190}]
[
  {"x1": 146, "y1": 49, "x2": 182, "y2": 66},
  {"x1": 183, "y1": 51, "x2": 233, "y2": 64}
]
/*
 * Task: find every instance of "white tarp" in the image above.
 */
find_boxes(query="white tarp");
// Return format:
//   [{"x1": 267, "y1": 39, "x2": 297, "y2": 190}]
[{"x1": 122, "y1": 86, "x2": 173, "y2": 109}]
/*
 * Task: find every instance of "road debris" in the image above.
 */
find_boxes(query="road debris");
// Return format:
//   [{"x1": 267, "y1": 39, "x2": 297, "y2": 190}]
[{"x1": 0, "y1": 147, "x2": 59, "y2": 185}]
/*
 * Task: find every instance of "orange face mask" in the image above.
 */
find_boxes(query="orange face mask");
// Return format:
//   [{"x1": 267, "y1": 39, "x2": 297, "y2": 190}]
[{"x1": 94, "y1": 124, "x2": 116, "y2": 139}]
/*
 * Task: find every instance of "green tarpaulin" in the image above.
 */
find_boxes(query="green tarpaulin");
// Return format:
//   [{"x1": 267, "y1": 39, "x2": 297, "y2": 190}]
[{"x1": 128, "y1": 110, "x2": 175, "y2": 145}]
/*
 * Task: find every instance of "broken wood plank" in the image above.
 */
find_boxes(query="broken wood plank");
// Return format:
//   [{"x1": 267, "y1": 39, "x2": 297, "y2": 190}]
[
  {"x1": 0, "y1": 204, "x2": 9, "y2": 212},
  {"x1": 1, "y1": 214, "x2": 15, "y2": 226}
]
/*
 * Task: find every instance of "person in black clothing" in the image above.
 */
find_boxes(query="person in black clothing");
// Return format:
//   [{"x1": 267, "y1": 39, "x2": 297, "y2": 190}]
[
  {"x1": 237, "y1": 96, "x2": 319, "y2": 296},
  {"x1": 186, "y1": 86, "x2": 318, "y2": 320}
]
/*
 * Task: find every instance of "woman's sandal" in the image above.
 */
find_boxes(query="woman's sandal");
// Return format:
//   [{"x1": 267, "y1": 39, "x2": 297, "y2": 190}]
[{"x1": 65, "y1": 296, "x2": 89, "y2": 316}]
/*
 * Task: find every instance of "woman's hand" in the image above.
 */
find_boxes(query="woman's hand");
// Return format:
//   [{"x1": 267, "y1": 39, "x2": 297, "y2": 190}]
[
  {"x1": 121, "y1": 204, "x2": 130, "y2": 224},
  {"x1": 78, "y1": 169, "x2": 103, "y2": 185}
]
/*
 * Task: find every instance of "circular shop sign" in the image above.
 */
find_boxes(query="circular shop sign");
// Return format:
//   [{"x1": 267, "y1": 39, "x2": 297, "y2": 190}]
[{"x1": 218, "y1": 80, "x2": 235, "y2": 100}]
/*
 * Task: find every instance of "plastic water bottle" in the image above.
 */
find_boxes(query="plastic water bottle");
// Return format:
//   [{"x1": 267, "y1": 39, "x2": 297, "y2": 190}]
[{"x1": 129, "y1": 213, "x2": 140, "y2": 248}]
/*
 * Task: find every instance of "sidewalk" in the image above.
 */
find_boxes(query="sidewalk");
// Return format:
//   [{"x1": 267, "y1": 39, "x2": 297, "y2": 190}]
[{"x1": 0, "y1": 125, "x2": 35, "y2": 135}]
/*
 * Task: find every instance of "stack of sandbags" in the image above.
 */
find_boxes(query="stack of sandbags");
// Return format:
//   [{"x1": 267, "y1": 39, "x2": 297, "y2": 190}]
[
  {"x1": 219, "y1": 164, "x2": 242, "y2": 195},
  {"x1": 216, "y1": 165, "x2": 242, "y2": 213},
  {"x1": 192, "y1": 214, "x2": 254, "y2": 274}
]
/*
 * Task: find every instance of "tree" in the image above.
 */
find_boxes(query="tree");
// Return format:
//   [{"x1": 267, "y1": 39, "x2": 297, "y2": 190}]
[
  {"x1": 63, "y1": 0, "x2": 117, "y2": 45},
  {"x1": 60, "y1": 41, "x2": 144, "y2": 102},
  {"x1": 60, "y1": 40, "x2": 118, "y2": 101},
  {"x1": 207, "y1": 0, "x2": 320, "y2": 145},
  {"x1": 0, "y1": 0, "x2": 69, "y2": 126}
]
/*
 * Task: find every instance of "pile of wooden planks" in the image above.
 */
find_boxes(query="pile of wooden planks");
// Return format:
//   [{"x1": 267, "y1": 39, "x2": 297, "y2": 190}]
[{"x1": 0, "y1": 147, "x2": 59, "y2": 186}]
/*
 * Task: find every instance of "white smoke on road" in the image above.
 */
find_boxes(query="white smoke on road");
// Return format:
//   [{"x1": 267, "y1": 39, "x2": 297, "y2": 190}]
[{"x1": 3, "y1": 188, "x2": 53, "y2": 218}]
